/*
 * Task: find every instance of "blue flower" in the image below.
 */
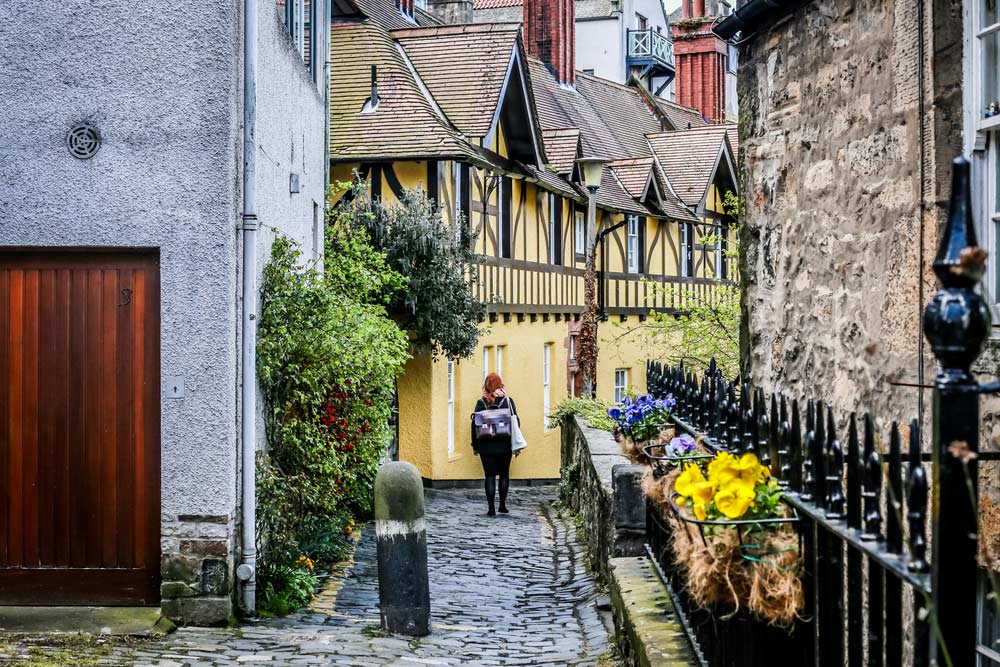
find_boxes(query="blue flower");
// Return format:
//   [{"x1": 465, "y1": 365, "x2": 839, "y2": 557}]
[
  {"x1": 608, "y1": 407, "x2": 622, "y2": 420},
  {"x1": 663, "y1": 395, "x2": 677, "y2": 408},
  {"x1": 669, "y1": 434, "x2": 696, "y2": 453},
  {"x1": 637, "y1": 394, "x2": 653, "y2": 406}
]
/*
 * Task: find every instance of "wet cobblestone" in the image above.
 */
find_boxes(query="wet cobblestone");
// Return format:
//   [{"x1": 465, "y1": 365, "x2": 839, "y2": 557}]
[{"x1": 1, "y1": 488, "x2": 618, "y2": 666}]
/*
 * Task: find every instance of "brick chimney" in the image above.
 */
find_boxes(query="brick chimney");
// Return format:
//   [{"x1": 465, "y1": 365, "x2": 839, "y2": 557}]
[
  {"x1": 523, "y1": 0, "x2": 575, "y2": 85},
  {"x1": 672, "y1": 1, "x2": 727, "y2": 122}
]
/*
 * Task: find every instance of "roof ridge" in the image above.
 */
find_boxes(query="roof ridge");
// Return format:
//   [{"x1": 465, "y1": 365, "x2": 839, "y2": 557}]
[{"x1": 391, "y1": 22, "x2": 521, "y2": 37}]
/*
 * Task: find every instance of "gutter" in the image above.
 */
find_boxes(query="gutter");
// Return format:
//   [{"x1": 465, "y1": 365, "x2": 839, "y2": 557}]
[
  {"x1": 237, "y1": 0, "x2": 259, "y2": 614},
  {"x1": 712, "y1": 0, "x2": 810, "y2": 43}
]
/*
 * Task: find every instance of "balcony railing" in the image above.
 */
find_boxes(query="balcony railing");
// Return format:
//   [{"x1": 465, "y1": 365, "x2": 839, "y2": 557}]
[{"x1": 627, "y1": 28, "x2": 675, "y2": 71}]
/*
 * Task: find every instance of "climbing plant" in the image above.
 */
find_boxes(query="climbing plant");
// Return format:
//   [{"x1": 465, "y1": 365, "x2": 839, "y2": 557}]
[
  {"x1": 255, "y1": 213, "x2": 409, "y2": 614},
  {"x1": 341, "y1": 183, "x2": 486, "y2": 360}
]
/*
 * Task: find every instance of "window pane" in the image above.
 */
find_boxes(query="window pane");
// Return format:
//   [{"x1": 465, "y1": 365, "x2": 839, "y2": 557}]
[
  {"x1": 985, "y1": 0, "x2": 999, "y2": 27},
  {"x1": 984, "y1": 31, "x2": 1000, "y2": 112}
]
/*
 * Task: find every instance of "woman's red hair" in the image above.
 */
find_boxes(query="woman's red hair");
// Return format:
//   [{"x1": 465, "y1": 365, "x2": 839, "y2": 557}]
[{"x1": 483, "y1": 372, "x2": 504, "y2": 403}]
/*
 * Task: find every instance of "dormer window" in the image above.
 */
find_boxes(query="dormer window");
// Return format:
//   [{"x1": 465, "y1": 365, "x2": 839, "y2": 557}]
[{"x1": 395, "y1": 0, "x2": 416, "y2": 21}]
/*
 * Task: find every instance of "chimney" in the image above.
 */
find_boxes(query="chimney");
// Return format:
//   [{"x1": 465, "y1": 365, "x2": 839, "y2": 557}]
[
  {"x1": 681, "y1": 0, "x2": 706, "y2": 18},
  {"x1": 523, "y1": 0, "x2": 575, "y2": 85}
]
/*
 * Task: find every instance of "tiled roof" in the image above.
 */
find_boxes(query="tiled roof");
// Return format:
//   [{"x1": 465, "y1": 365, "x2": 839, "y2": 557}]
[
  {"x1": 542, "y1": 128, "x2": 581, "y2": 174},
  {"x1": 518, "y1": 162, "x2": 584, "y2": 200},
  {"x1": 576, "y1": 73, "x2": 663, "y2": 158},
  {"x1": 655, "y1": 98, "x2": 707, "y2": 130},
  {"x1": 526, "y1": 58, "x2": 628, "y2": 159},
  {"x1": 392, "y1": 24, "x2": 521, "y2": 138},
  {"x1": 329, "y1": 22, "x2": 478, "y2": 162},
  {"x1": 352, "y1": 0, "x2": 414, "y2": 29},
  {"x1": 611, "y1": 158, "x2": 699, "y2": 222},
  {"x1": 598, "y1": 168, "x2": 654, "y2": 216},
  {"x1": 646, "y1": 125, "x2": 733, "y2": 206}
]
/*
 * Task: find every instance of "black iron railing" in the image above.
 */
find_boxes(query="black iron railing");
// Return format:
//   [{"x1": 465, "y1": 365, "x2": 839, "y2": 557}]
[{"x1": 642, "y1": 157, "x2": 991, "y2": 666}]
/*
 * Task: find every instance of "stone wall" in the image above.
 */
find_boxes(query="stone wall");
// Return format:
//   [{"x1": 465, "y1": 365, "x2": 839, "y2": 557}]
[
  {"x1": 738, "y1": 0, "x2": 964, "y2": 433},
  {"x1": 560, "y1": 416, "x2": 646, "y2": 583}
]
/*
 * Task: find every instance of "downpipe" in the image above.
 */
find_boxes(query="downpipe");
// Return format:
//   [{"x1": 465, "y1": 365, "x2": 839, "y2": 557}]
[{"x1": 238, "y1": 0, "x2": 259, "y2": 614}]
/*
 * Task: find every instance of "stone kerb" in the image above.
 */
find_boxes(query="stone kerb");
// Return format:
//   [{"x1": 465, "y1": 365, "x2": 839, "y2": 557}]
[{"x1": 560, "y1": 415, "x2": 646, "y2": 583}]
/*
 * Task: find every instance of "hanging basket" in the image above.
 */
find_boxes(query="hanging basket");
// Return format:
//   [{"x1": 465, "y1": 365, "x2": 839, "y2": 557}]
[{"x1": 664, "y1": 491, "x2": 805, "y2": 629}]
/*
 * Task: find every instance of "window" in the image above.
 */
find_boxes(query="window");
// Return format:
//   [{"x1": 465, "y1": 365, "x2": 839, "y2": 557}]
[
  {"x1": 447, "y1": 360, "x2": 456, "y2": 456},
  {"x1": 482, "y1": 346, "x2": 490, "y2": 380},
  {"x1": 569, "y1": 335, "x2": 576, "y2": 360},
  {"x1": 717, "y1": 221, "x2": 729, "y2": 279},
  {"x1": 968, "y1": 0, "x2": 1000, "y2": 308},
  {"x1": 281, "y1": 0, "x2": 324, "y2": 84},
  {"x1": 549, "y1": 195, "x2": 563, "y2": 265},
  {"x1": 582, "y1": 68, "x2": 595, "y2": 75},
  {"x1": 614, "y1": 369, "x2": 629, "y2": 405},
  {"x1": 680, "y1": 222, "x2": 694, "y2": 277},
  {"x1": 626, "y1": 215, "x2": 640, "y2": 273},
  {"x1": 575, "y1": 211, "x2": 586, "y2": 258},
  {"x1": 499, "y1": 177, "x2": 512, "y2": 258},
  {"x1": 636, "y1": 13, "x2": 648, "y2": 30},
  {"x1": 543, "y1": 344, "x2": 552, "y2": 428},
  {"x1": 496, "y1": 346, "x2": 504, "y2": 377},
  {"x1": 978, "y1": 571, "x2": 1000, "y2": 665},
  {"x1": 727, "y1": 43, "x2": 738, "y2": 73}
]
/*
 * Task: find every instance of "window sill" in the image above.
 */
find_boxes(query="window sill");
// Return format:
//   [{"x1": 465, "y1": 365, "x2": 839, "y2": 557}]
[
  {"x1": 448, "y1": 453, "x2": 464, "y2": 463},
  {"x1": 977, "y1": 115, "x2": 1000, "y2": 132}
]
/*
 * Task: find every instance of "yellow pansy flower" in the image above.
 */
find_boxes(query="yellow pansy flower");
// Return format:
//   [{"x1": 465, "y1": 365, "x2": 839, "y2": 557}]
[
  {"x1": 715, "y1": 483, "x2": 755, "y2": 519},
  {"x1": 735, "y1": 453, "x2": 770, "y2": 484},
  {"x1": 707, "y1": 451, "x2": 739, "y2": 486},
  {"x1": 693, "y1": 502, "x2": 708, "y2": 520},
  {"x1": 675, "y1": 463, "x2": 709, "y2": 499}
]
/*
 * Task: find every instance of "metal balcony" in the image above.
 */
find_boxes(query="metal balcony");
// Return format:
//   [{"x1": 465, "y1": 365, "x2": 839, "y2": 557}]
[{"x1": 626, "y1": 29, "x2": 676, "y2": 83}]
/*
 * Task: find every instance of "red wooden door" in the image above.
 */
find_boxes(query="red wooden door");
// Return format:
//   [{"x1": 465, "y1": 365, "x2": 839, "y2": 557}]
[{"x1": 0, "y1": 251, "x2": 160, "y2": 605}]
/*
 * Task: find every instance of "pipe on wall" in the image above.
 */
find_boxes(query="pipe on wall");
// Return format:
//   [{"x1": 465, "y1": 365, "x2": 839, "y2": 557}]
[{"x1": 239, "y1": 0, "x2": 259, "y2": 615}]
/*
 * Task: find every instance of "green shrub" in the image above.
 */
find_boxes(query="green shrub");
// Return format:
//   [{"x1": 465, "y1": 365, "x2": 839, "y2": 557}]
[
  {"x1": 255, "y1": 212, "x2": 409, "y2": 610},
  {"x1": 548, "y1": 397, "x2": 616, "y2": 432}
]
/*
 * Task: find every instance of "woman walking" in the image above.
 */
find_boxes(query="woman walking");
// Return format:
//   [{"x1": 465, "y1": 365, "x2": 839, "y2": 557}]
[{"x1": 471, "y1": 373, "x2": 519, "y2": 516}]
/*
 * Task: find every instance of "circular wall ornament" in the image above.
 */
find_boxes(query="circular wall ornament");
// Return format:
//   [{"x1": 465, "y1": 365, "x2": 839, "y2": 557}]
[{"x1": 66, "y1": 123, "x2": 101, "y2": 159}]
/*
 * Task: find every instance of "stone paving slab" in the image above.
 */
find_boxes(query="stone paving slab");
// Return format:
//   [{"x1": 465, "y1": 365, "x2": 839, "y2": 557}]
[{"x1": 0, "y1": 487, "x2": 619, "y2": 667}]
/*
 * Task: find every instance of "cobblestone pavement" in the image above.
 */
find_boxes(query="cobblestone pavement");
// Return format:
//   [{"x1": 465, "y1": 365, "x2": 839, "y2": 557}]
[{"x1": 1, "y1": 487, "x2": 618, "y2": 667}]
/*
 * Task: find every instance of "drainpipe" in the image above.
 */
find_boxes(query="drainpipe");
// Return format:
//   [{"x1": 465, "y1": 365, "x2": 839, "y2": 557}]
[{"x1": 237, "y1": 0, "x2": 259, "y2": 615}]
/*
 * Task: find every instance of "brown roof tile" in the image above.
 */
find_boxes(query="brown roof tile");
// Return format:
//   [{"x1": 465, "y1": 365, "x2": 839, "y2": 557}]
[
  {"x1": 392, "y1": 24, "x2": 522, "y2": 137},
  {"x1": 474, "y1": 0, "x2": 523, "y2": 8},
  {"x1": 655, "y1": 98, "x2": 707, "y2": 130},
  {"x1": 328, "y1": 22, "x2": 479, "y2": 162},
  {"x1": 611, "y1": 158, "x2": 699, "y2": 222},
  {"x1": 575, "y1": 73, "x2": 663, "y2": 157},
  {"x1": 542, "y1": 128, "x2": 581, "y2": 174},
  {"x1": 646, "y1": 125, "x2": 733, "y2": 206}
]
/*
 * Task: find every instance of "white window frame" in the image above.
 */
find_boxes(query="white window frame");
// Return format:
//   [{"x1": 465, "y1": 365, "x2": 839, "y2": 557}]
[
  {"x1": 569, "y1": 335, "x2": 576, "y2": 360},
  {"x1": 496, "y1": 346, "x2": 504, "y2": 377},
  {"x1": 497, "y1": 178, "x2": 506, "y2": 258},
  {"x1": 680, "y1": 222, "x2": 690, "y2": 277},
  {"x1": 447, "y1": 360, "x2": 456, "y2": 456},
  {"x1": 715, "y1": 224, "x2": 724, "y2": 278},
  {"x1": 614, "y1": 368, "x2": 629, "y2": 404},
  {"x1": 483, "y1": 346, "x2": 490, "y2": 380},
  {"x1": 967, "y1": 0, "x2": 1000, "y2": 322},
  {"x1": 543, "y1": 344, "x2": 552, "y2": 428},
  {"x1": 626, "y1": 215, "x2": 639, "y2": 273},
  {"x1": 453, "y1": 162, "x2": 463, "y2": 237},
  {"x1": 575, "y1": 211, "x2": 586, "y2": 257}
]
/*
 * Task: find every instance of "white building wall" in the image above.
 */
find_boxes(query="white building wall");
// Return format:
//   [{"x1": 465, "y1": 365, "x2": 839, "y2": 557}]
[{"x1": 576, "y1": 17, "x2": 623, "y2": 82}]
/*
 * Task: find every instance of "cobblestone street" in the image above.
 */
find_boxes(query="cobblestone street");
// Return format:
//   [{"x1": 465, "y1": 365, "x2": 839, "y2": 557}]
[{"x1": 1, "y1": 488, "x2": 617, "y2": 667}]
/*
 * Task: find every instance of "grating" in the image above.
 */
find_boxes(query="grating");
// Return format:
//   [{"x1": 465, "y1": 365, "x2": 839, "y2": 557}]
[{"x1": 66, "y1": 123, "x2": 101, "y2": 159}]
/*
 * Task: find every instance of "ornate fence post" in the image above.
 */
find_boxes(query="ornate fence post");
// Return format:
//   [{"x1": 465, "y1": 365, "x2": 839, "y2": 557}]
[{"x1": 923, "y1": 157, "x2": 989, "y2": 666}]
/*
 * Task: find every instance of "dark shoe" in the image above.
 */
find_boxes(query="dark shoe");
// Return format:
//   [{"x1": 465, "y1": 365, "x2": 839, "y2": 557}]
[
  {"x1": 498, "y1": 506, "x2": 509, "y2": 514},
  {"x1": 487, "y1": 509, "x2": 497, "y2": 517}
]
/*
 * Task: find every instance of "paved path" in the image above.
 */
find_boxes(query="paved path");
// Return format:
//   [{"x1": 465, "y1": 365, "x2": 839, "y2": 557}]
[{"x1": 2, "y1": 488, "x2": 618, "y2": 667}]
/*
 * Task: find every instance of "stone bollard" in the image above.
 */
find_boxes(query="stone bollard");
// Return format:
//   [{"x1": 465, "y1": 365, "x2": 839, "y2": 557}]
[{"x1": 374, "y1": 461, "x2": 430, "y2": 636}]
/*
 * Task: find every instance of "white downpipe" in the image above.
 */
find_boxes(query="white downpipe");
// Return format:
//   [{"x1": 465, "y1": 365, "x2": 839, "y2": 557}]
[{"x1": 240, "y1": 0, "x2": 259, "y2": 614}]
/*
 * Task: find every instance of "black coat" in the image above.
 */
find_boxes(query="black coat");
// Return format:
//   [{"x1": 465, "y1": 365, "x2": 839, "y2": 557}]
[{"x1": 471, "y1": 395, "x2": 518, "y2": 456}]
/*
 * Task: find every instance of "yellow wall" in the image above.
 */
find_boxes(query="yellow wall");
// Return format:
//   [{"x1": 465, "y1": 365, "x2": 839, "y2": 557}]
[
  {"x1": 396, "y1": 317, "x2": 570, "y2": 481},
  {"x1": 331, "y1": 150, "x2": 736, "y2": 480}
]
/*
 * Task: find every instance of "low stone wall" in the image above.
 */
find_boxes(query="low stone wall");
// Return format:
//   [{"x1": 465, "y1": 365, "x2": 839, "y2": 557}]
[
  {"x1": 561, "y1": 417, "x2": 698, "y2": 667},
  {"x1": 560, "y1": 416, "x2": 646, "y2": 583}
]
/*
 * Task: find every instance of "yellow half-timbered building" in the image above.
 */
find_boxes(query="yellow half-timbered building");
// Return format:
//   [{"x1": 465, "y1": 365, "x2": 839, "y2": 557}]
[{"x1": 328, "y1": 0, "x2": 738, "y2": 482}]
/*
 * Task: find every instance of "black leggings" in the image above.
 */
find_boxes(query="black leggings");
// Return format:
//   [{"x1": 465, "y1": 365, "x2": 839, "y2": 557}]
[{"x1": 480, "y1": 451, "x2": 512, "y2": 510}]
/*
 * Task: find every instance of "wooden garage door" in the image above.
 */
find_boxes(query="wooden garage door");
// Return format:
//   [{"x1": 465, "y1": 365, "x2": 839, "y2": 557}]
[{"x1": 0, "y1": 251, "x2": 160, "y2": 605}]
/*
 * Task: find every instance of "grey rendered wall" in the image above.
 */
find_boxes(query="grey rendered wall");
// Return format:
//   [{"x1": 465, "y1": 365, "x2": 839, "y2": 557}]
[{"x1": 0, "y1": 0, "x2": 243, "y2": 623}]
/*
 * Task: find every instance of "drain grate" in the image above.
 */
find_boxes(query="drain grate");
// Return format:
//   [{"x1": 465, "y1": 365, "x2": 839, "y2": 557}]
[{"x1": 66, "y1": 123, "x2": 100, "y2": 159}]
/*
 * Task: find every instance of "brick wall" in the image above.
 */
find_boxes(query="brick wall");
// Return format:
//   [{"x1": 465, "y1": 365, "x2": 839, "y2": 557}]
[
  {"x1": 671, "y1": 19, "x2": 727, "y2": 122},
  {"x1": 523, "y1": 0, "x2": 575, "y2": 84}
]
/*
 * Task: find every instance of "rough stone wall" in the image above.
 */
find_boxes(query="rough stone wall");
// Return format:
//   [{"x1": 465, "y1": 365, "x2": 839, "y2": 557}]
[
  {"x1": 738, "y1": 0, "x2": 963, "y2": 433},
  {"x1": 560, "y1": 416, "x2": 646, "y2": 583}
]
